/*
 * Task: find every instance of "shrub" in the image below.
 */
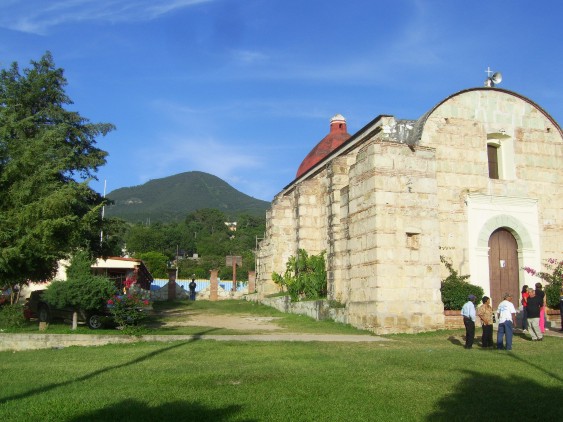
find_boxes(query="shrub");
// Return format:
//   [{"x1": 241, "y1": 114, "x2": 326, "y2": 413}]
[
  {"x1": 107, "y1": 293, "x2": 149, "y2": 328},
  {"x1": 0, "y1": 304, "x2": 26, "y2": 329},
  {"x1": 440, "y1": 256, "x2": 484, "y2": 310},
  {"x1": 272, "y1": 249, "x2": 327, "y2": 301},
  {"x1": 524, "y1": 258, "x2": 563, "y2": 309},
  {"x1": 44, "y1": 275, "x2": 117, "y2": 311}
]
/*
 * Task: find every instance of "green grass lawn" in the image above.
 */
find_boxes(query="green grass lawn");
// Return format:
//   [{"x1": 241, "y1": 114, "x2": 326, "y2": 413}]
[
  {"x1": 4, "y1": 299, "x2": 371, "y2": 336},
  {"x1": 1, "y1": 301, "x2": 562, "y2": 421}
]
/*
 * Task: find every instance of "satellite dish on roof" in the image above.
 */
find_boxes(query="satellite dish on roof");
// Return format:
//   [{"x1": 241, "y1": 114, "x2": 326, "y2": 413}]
[{"x1": 491, "y1": 72, "x2": 502, "y2": 84}]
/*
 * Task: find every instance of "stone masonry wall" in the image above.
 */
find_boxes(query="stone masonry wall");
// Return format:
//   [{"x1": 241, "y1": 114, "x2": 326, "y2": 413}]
[
  {"x1": 342, "y1": 138, "x2": 444, "y2": 334},
  {"x1": 256, "y1": 193, "x2": 296, "y2": 296}
]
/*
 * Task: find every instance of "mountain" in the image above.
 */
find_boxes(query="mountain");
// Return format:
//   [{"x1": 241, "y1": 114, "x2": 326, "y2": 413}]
[{"x1": 104, "y1": 171, "x2": 270, "y2": 223}]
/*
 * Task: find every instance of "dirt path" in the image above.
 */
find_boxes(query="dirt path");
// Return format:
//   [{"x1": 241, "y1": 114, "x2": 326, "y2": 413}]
[{"x1": 149, "y1": 308, "x2": 285, "y2": 331}]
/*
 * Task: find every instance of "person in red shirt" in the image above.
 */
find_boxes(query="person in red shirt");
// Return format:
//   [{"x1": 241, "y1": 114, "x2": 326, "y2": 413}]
[{"x1": 521, "y1": 285, "x2": 529, "y2": 331}]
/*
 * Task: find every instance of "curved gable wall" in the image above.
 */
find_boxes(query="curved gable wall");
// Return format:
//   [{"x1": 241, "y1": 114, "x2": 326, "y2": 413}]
[
  {"x1": 415, "y1": 87, "x2": 563, "y2": 301},
  {"x1": 417, "y1": 88, "x2": 562, "y2": 145}
]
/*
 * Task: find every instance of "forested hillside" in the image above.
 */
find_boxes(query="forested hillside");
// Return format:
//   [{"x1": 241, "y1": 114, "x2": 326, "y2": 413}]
[
  {"x1": 124, "y1": 209, "x2": 265, "y2": 281},
  {"x1": 105, "y1": 171, "x2": 270, "y2": 223}
]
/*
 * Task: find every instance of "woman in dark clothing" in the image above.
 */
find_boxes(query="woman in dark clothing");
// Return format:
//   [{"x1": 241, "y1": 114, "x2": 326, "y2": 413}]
[{"x1": 477, "y1": 296, "x2": 494, "y2": 348}]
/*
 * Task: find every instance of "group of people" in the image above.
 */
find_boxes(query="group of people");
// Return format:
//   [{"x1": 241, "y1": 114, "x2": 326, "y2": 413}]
[{"x1": 461, "y1": 282, "x2": 555, "y2": 351}]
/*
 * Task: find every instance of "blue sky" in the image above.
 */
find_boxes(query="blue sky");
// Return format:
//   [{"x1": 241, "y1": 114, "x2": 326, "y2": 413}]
[{"x1": 1, "y1": 0, "x2": 562, "y2": 201}]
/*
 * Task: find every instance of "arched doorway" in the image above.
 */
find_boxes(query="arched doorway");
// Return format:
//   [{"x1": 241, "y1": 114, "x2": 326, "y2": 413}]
[{"x1": 488, "y1": 228, "x2": 520, "y2": 307}]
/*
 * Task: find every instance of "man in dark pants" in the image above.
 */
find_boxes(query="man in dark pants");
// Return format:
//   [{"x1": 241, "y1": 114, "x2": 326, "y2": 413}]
[
  {"x1": 526, "y1": 288, "x2": 543, "y2": 341},
  {"x1": 189, "y1": 277, "x2": 197, "y2": 301},
  {"x1": 461, "y1": 294, "x2": 476, "y2": 349}
]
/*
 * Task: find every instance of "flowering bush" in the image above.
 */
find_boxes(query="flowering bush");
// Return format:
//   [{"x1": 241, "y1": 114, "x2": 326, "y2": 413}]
[
  {"x1": 107, "y1": 293, "x2": 150, "y2": 328},
  {"x1": 123, "y1": 277, "x2": 137, "y2": 291},
  {"x1": 523, "y1": 258, "x2": 563, "y2": 309}
]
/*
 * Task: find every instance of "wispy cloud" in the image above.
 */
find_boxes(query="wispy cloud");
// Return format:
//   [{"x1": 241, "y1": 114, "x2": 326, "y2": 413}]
[
  {"x1": 229, "y1": 49, "x2": 268, "y2": 65},
  {"x1": 150, "y1": 98, "x2": 331, "y2": 126},
  {"x1": 146, "y1": 0, "x2": 211, "y2": 19},
  {"x1": 0, "y1": 0, "x2": 215, "y2": 35},
  {"x1": 135, "y1": 134, "x2": 263, "y2": 182},
  {"x1": 130, "y1": 132, "x2": 280, "y2": 199}
]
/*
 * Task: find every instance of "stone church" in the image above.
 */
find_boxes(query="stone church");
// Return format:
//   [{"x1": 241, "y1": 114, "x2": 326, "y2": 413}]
[{"x1": 255, "y1": 82, "x2": 563, "y2": 334}]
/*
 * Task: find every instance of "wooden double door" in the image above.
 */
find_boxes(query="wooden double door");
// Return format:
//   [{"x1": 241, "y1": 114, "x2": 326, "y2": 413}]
[{"x1": 488, "y1": 228, "x2": 520, "y2": 307}]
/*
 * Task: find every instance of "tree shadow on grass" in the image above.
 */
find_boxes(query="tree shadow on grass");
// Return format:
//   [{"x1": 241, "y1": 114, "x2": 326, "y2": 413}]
[
  {"x1": 0, "y1": 329, "x2": 217, "y2": 405},
  {"x1": 426, "y1": 369, "x2": 563, "y2": 420},
  {"x1": 68, "y1": 399, "x2": 256, "y2": 422}
]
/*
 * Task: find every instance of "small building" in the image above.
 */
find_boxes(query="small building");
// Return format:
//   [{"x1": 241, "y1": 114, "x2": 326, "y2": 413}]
[{"x1": 91, "y1": 257, "x2": 153, "y2": 291}]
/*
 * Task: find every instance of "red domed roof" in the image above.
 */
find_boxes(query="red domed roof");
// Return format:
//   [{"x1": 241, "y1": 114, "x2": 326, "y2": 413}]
[{"x1": 296, "y1": 114, "x2": 351, "y2": 179}]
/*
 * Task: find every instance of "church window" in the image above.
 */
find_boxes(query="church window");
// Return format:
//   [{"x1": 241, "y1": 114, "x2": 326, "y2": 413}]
[{"x1": 487, "y1": 144, "x2": 500, "y2": 179}]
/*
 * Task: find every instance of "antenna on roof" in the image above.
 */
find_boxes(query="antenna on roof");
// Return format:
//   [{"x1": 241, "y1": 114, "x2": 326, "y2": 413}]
[{"x1": 484, "y1": 67, "x2": 502, "y2": 87}]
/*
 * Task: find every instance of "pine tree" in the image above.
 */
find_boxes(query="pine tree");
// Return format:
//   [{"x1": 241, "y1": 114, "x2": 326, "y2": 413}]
[{"x1": 0, "y1": 52, "x2": 114, "y2": 302}]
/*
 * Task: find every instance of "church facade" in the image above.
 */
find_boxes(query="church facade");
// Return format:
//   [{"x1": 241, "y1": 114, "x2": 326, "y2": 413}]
[{"x1": 255, "y1": 86, "x2": 563, "y2": 334}]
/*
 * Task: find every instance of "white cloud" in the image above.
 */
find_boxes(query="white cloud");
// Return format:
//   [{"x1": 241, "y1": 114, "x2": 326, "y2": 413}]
[
  {"x1": 134, "y1": 134, "x2": 264, "y2": 188},
  {"x1": 229, "y1": 49, "x2": 268, "y2": 64},
  {"x1": 150, "y1": 98, "x2": 331, "y2": 126},
  {"x1": 146, "y1": 0, "x2": 211, "y2": 19},
  {"x1": 0, "y1": 0, "x2": 215, "y2": 35}
]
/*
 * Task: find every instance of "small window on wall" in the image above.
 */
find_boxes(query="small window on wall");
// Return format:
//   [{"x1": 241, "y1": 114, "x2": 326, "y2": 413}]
[
  {"x1": 406, "y1": 232, "x2": 420, "y2": 250},
  {"x1": 487, "y1": 144, "x2": 499, "y2": 179}
]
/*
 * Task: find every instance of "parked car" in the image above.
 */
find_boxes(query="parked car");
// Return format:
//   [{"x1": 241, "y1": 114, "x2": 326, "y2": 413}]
[{"x1": 25, "y1": 290, "x2": 114, "y2": 329}]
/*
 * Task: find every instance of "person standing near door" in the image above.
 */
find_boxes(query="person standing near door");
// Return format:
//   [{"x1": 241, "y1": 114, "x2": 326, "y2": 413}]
[
  {"x1": 520, "y1": 285, "x2": 529, "y2": 332},
  {"x1": 535, "y1": 283, "x2": 546, "y2": 333},
  {"x1": 477, "y1": 296, "x2": 494, "y2": 348},
  {"x1": 496, "y1": 293, "x2": 517, "y2": 351},
  {"x1": 461, "y1": 295, "x2": 477, "y2": 349},
  {"x1": 526, "y1": 288, "x2": 543, "y2": 341}
]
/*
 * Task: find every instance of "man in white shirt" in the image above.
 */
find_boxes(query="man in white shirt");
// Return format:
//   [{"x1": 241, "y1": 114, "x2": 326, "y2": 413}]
[
  {"x1": 461, "y1": 294, "x2": 477, "y2": 349},
  {"x1": 496, "y1": 292, "x2": 517, "y2": 350}
]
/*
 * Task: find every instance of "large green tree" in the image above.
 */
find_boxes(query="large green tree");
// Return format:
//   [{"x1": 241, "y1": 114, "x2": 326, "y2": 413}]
[{"x1": 0, "y1": 52, "x2": 114, "y2": 302}]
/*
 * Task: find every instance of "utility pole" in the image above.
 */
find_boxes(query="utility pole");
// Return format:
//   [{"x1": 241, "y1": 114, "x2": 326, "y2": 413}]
[{"x1": 100, "y1": 179, "x2": 106, "y2": 246}]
